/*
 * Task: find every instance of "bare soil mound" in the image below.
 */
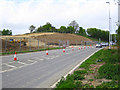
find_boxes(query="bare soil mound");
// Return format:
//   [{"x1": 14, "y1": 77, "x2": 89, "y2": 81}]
[
  {"x1": 1, "y1": 32, "x2": 92, "y2": 53},
  {"x1": 33, "y1": 33, "x2": 92, "y2": 45}
]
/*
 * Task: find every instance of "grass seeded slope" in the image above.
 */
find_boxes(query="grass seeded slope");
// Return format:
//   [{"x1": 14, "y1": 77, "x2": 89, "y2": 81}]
[{"x1": 56, "y1": 49, "x2": 119, "y2": 88}]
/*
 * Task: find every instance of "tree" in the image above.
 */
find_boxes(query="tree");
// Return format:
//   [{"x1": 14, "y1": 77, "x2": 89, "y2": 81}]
[
  {"x1": 37, "y1": 26, "x2": 44, "y2": 32},
  {"x1": 29, "y1": 25, "x2": 36, "y2": 33},
  {"x1": 117, "y1": 26, "x2": 120, "y2": 53},
  {"x1": 87, "y1": 28, "x2": 109, "y2": 41},
  {"x1": 69, "y1": 20, "x2": 79, "y2": 33},
  {"x1": 78, "y1": 27, "x2": 86, "y2": 36},
  {"x1": 67, "y1": 26, "x2": 75, "y2": 33},
  {"x1": 1, "y1": 29, "x2": 12, "y2": 35},
  {"x1": 60, "y1": 26, "x2": 67, "y2": 33},
  {"x1": 36, "y1": 22, "x2": 56, "y2": 32}
]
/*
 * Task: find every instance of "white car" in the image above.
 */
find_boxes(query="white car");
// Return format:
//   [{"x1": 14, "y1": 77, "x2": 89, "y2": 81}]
[
  {"x1": 96, "y1": 43, "x2": 102, "y2": 48},
  {"x1": 101, "y1": 43, "x2": 106, "y2": 46},
  {"x1": 105, "y1": 43, "x2": 109, "y2": 46}
]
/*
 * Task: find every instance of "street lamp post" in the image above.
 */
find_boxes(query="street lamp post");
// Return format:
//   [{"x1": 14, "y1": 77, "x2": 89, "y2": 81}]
[
  {"x1": 106, "y1": 2, "x2": 111, "y2": 49},
  {"x1": 118, "y1": 0, "x2": 120, "y2": 26}
]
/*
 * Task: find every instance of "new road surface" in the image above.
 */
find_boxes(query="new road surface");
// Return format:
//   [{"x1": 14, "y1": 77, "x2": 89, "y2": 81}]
[{"x1": 1, "y1": 46, "x2": 101, "y2": 88}]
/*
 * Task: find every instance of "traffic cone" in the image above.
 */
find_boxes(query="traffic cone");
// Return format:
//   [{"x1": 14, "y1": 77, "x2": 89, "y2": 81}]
[
  {"x1": 72, "y1": 46, "x2": 74, "y2": 51},
  {"x1": 79, "y1": 47, "x2": 80, "y2": 50},
  {"x1": 63, "y1": 47, "x2": 65, "y2": 53},
  {"x1": 46, "y1": 50, "x2": 48, "y2": 55},
  {"x1": 14, "y1": 52, "x2": 17, "y2": 61}
]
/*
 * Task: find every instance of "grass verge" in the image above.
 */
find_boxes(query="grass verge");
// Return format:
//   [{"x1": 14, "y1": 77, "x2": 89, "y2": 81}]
[{"x1": 55, "y1": 49, "x2": 119, "y2": 89}]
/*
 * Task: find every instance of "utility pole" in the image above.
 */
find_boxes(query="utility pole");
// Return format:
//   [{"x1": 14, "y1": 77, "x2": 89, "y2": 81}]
[{"x1": 106, "y1": 2, "x2": 111, "y2": 49}]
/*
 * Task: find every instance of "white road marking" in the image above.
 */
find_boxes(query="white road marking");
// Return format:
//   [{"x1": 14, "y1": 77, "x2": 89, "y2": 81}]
[
  {"x1": 66, "y1": 53, "x2": 69, "y2": 54},
  {"x1": 55, "y1": 55, "x2": 59, "y2": 57},
  {"x1": 2, "y1": 58, "x2": 42, "y2": 73},
  {"x1": 28, "y1": 60, "x2": 35, "y2": 62},
  {"x1": 39, "y1": 58, "x2": 44, "y2": 60},
  {"x1": 3, "y1": 63, "x2": 16, "y2": 68},
  {"x1": 43, "y1": 57, "x2": 50, "y2": 59},
  {"x1": 2, "y1": 70, "x2": 11, "y2": 73},
  {"x1": 17, "y1": 61, "x2": 26, "y2": 65}
]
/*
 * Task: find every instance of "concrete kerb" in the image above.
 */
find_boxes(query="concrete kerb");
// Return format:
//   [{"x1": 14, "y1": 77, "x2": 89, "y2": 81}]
[{"x1": 51, "y1": 48, "x2": 102, "y2": 88}]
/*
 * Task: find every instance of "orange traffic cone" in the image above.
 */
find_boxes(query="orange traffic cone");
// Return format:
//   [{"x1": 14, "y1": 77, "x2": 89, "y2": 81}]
[
  {"x1": 63, "y1": 47, "x2": 65, "y2": 53},
  {"x1": 14, "y1": 52, "x2": 17, "y2": 61},
  {"x1": 72, "y1": 46, "x2": 74, "y2": 51},
  {"x1": 46, "y1": 50, "x2": 48, "y2": 55},
  {"x1": 81, "y1": 46, "x2": 82, "y2": 49}
]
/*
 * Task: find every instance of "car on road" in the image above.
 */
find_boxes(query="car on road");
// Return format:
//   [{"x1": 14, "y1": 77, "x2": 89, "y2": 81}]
[
  {"x1": 96, "y1": 43, "x2": 102, "y2": 48},
  {"x1": 105, "y1": 43, "x2": 109, "y2": 46},
  {"x1": 101, "y1": 42, "x2": 106, "y2": 46}
]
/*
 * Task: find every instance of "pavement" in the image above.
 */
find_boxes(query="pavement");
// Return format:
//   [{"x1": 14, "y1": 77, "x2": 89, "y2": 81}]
[{"x1": 1, "y1": 46, "x2": 101, "y2": 88}]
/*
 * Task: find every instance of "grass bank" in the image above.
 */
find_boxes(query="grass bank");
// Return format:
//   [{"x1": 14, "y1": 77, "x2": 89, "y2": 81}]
[{"x1": 56, "y1": 48, "x2": 119, "y2": 89}]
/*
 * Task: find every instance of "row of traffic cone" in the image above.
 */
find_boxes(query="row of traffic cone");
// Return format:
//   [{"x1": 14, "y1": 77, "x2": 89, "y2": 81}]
[{"x1": 13, "y1": 46, "x2": 94, "y2": 61}]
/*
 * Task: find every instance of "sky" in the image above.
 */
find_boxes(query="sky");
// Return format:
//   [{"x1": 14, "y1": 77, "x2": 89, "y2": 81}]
[{"x1": 0, "y1": 0, "x2": 118, "y2": 35}]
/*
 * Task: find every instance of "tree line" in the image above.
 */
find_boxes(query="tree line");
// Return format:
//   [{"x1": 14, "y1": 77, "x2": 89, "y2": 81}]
[
  {"x1": 29, "y1": 21, "x2": 87, "y2": 36},
  {"x1": 1, "y1": 20, "x2": 117, "y2": 42},
  {"x1": 29, "y1": 20, "x2": 113, "y2": 42},
  {"x1": 29, "y1": 21, "x2": 81, "y2": 34},
  {"x1": 0, "y1": 29, "x2": 12, "y2": 35},
  {"x1": 87, "y1": 28, "x2": 109, "y2": 41}
]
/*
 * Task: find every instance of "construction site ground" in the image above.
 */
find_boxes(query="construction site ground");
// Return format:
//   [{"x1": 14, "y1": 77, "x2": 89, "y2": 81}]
[{"x1": 1, "y1": 32, "x2": 93, "y2": 53}]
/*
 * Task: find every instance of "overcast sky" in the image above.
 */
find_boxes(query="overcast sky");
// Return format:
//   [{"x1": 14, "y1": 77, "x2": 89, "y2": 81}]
[{"x1": 0, "y1": 0, "x2": 118, "y2": 35}]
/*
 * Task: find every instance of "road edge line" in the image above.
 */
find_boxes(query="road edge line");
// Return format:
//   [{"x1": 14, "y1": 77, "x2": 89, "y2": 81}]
[{"x1": 51, "y1": 48, "x2": 102, "y2": 88}]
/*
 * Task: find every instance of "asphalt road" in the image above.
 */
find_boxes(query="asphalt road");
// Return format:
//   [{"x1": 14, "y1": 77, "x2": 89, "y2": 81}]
[{"x1": 1, "y1": 46, "x2": 100, "y2": 88}]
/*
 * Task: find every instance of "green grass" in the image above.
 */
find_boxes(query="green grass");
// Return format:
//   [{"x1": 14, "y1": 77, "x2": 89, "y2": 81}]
[
  {"x1": 56, "y1": 49, "x2": 119, "y2": 89},
  {"x1": 1, "y1": 47, "x2": 63, "y2": 55},
  {"x1": 56, "y1": 70, "x2": 85, "y2": 88},
  {"x1": 79, "y1": 49, "x2": 105, "y2": 70},
  {"x1": 98, "y1": 64, "x2": 120, "y2": 80},
  {"x1": 56, "y1": 75, "x2": 81, "y2": 88},
  {"x1": 96, "y1": 81, "x2": 119, "y2": 88}
]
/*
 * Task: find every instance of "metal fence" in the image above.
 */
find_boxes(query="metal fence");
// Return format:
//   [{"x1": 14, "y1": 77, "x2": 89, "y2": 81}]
[{"x1": 2, "y1": 37, "x2": 95, "y2": 53}]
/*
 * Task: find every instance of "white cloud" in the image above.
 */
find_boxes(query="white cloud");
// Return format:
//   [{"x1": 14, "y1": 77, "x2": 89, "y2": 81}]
[{"x1": 0, "y1": 0, "x2": 118, "y2": 35}]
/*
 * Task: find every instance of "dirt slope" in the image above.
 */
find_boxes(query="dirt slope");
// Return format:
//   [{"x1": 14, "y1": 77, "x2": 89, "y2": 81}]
[
  {"x1": 33, "y1": 33, "x2": 92, "y2": 45},
  {"x1": 2, "y1": 32, "x2": 92, "y2": 52}
]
